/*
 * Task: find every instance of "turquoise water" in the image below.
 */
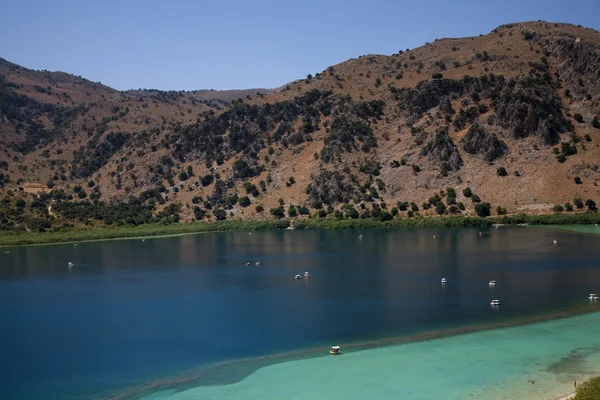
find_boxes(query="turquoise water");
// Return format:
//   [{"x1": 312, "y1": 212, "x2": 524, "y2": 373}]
[
  {"x1": 153, "y1": 313, "x2": 600, "y2": 400},
  {"x1": 2, "y1": 227, "x2": 600, "y2": 399}
]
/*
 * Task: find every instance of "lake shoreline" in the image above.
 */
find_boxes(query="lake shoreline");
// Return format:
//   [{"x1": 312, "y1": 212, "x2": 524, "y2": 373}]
[
  {"x1": 2, "y1": 212, "x2": 600, "y2": 247},
  {"x1": 104, "y1": 306, "x2": 600, "y2": 400}
]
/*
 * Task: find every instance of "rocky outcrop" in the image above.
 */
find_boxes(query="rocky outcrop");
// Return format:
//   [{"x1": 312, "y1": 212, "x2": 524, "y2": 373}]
[
  {"x1": 491, "y1": 77, "x2": 571, "y2": 144},
  {"x1": 305, "y1": 170, "x2": 356, "y2": 207},
  {"x1": 460, "y1": 122, "x2": 508, "y2": 162},
  {"x1": 399, "y1": 79, "x2": 465, "y2": 118},
  {"x1": 420, "y1": 126, "x2": 462, "y2": 173},
  {"x1": 438, "y1": 96, "x2": 455, "y2": 115},
  {"x1": 546, "y1": 37, "x2": 600, "y2": 100}
]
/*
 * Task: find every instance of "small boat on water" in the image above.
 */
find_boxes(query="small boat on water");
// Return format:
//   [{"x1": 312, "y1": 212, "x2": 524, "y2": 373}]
[
  {"x1": 489, "y1": 280, "x2": 496, "y2": 286},
  {"x1": 358, "y1": 235, "x2": 363, "y2": 239},
  {"x1": 330, "y1": 346, "x2": 341, "y2": 355},
  {"x1": 589, "y1": 294, "x2": 599, "y2": 300},
  {"x1": 441, "y1": 278, "x2": 447, "y2": 284},
  {"x1": 255, "y1": 261, "x2": 261, "y2": 266},
  {"x1": 553, "y1": 240, "x2": 558, "y2": 245},
  {"x1": 295, "y1": 274, "x2": 302, "y2": 280},
  {"x1": 304, "y1": 271, "x2": 310, "y2": 277},
  {"x1": 68, "y1": 262, "x2": 73, "y2": 267},
  {"x1": 245, "y1": 262, "x2": 250, "y2": 267},
  {"x1": 490, "y1": 299, "x2": 500, "y2": 306}
]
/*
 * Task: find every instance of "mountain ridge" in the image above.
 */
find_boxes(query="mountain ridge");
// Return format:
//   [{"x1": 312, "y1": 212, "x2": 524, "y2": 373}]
[{"x1": 1, "y1": 20, "x2": 600, "y2": 232}]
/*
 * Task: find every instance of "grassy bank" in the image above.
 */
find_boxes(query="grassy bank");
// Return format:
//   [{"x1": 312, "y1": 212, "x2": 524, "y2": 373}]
[
  {"x1": 2, "y1": 212, "x2": 600, "y2": 247},
  {"x1": 294, "y1": 212, "x2": 600, "y2": 230},
  {"x1": 0, "y1": 220, "x2": 291, "y2": 247}
]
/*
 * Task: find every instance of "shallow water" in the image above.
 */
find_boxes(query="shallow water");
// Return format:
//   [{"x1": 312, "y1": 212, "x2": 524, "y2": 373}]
[
  {"x1": 157, "y1": 312, "x2": 600, "y2": 400},
  {"x1": 1, "y1": 227, "x2": 600, "y2": 399}
]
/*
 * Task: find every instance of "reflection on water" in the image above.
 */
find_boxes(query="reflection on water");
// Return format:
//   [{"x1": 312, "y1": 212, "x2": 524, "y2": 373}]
[{"x1": 1, "y1": 227, "x2": 600, "y2": 399}]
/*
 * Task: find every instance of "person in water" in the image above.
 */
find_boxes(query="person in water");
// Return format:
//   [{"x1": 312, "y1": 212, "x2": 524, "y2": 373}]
[
  {"x1": 574, "y1": 379, "x2": 577, "y2": 388},
  {"x1": 529, "y1": 379, "x2": 535, "y2": 384}
]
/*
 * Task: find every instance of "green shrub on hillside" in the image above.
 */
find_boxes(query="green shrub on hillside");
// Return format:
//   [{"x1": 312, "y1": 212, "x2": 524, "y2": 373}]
[{"x1": 574, "y1": 377, "x2": 600, "y2": 400}]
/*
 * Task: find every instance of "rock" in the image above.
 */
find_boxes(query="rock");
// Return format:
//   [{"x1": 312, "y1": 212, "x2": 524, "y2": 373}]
[
  {"x1": 420, "y1": 126, "x2": 463, "y2": 173},
  {"x1": 460, "y1": 122, "x2": 508, "y2": 162}
]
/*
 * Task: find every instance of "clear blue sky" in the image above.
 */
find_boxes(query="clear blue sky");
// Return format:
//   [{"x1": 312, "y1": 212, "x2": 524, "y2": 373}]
[{"x1": 2, "y1": 0, "x2": 599, "y2": 91}]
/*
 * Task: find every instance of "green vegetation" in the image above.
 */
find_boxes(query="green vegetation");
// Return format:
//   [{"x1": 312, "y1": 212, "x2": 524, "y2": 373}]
[
  {"x1": 574, "y1": 377, "x2": 600, "y2": 400},
  {"x1": 4, "y1": 212, "x2": 600, "y2": 247},
  {"x1": 0, "y1": 220, "x2": 291, "y2": 247}
]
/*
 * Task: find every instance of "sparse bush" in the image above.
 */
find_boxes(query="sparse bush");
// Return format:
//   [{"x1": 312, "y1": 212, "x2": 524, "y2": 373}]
[
  {"x1": 463, "y1": 187, "x2": 472, "y2": 198},
  {"x1": 497, "y1": 167, "x2": 508, "y2": 177},
  {"x1": 496, "y1": 206, "x2": 507, "y2": 215},
  {"x1": 471, "y1": 194, "x2": 481, "y2": 203},
  {"x1": 239, "y1": 196, "x2": 251, "y2": 207},
  {"x1": 255, "y1": 205, "x2": 264, "y2": 213},
  {"x1": 552, "y1": 204, "x2": 564, "y2": 212}
]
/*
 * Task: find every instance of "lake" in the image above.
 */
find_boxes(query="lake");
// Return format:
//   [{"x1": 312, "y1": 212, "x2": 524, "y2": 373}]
[{"x1": 2, "y1": 227, "x2": 600, "y2": 400}]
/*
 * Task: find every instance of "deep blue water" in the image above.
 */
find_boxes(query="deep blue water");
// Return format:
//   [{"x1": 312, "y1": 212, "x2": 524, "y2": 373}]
[{"x1": 1, "y1": 227, "x2": 600, "y2": 399}]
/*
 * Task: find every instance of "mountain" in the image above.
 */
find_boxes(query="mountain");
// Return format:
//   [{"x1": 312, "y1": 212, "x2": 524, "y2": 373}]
[{"x1": 1, "y1": 21, "x2": 600, "y2": 232}]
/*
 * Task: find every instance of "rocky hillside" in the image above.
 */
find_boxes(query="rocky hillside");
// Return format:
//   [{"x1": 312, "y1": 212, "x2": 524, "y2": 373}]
[{"x1": 1, "y1": 21, "x2": 600, "y2": 232}]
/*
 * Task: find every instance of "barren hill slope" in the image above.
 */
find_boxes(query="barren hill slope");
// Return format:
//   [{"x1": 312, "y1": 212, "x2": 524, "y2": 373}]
[{"x1": 1, "y1": 21, "x2": 600, "y2": 232}]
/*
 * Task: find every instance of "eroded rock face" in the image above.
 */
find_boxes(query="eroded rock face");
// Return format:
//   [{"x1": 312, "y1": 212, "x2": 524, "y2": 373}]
[
  {"x1": 491, "y1": 77, "x2": 571, "y2": 144},
  {"x1": 460, "y1": 122, "x2": 508, "y2": 162},
  {"x1": 438, "y1": 96, "x2": 455, "y2": 116},
  {"x1": 420, "y1": 126, "x2": 462, "y2": 173},
  {"x1": 547, "y1": 37, "x2": 600, "y2": 100},
  {"x1": 399, "y1": 79, "x2": 465, "y2": 118}
]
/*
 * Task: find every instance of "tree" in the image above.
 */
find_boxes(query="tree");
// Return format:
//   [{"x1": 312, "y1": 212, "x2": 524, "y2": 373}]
[
  {"x1": 88, "y1": 180, "x2": 95, "y2": 188},
  {"x1": 565, "y1": 202, "x2": 573, "y2": 212},
  {"x1": 475, "y1": 202, "x2": 491, "y2": 217},
  {"x1": 574, "y1": 113, "x2": 584, "y2": 123},
  {"x1": 585, "y1": 199, "x2": 597, "y2": 211},
  {"x1": 270, "y1": 206, "x2": 285, "y2": 219},
  {"x1": 552, "y1": 204, "x2": 564, "y2": 212},
  {"x1": 178, "y1": 171, "x2": 188, "y2": 181},
  {"x1": 446, "y1": 188, "x2": 456, "y2": 204},
  {"x1": 192, "y1": 196, "x2": 202, "y2": 204},
  {"x1": 239, "y1": 196, "x2": 251, "y2": 207},
  {"x1": 574, "y1": 176, "x2": 582, "y2": 184},
  {"x1": 201, "y1": 174, "x2": 214, "y2": 186},
  {"x1": 593, "y1": 116, "x2": 600, "y2": 129},
  {"x1": 435, "y1": 201, "x2": 446, "y2": 215},
  {"x1": 432, "y1": 73, "x2": 443, "y2": 79},
  {"x1": 471, "y1": 194, "x2": 481, "y2": 203},
  {"x1": 213, "y1": 208, "x2": 227, "y2": 220},
  {"x1": 574, "y1": 197, "x2": 584, "y2": 209},
  {"x1": 496, "y1": 167, "x2": 508, "y2": 177},
  {"x1": 463, "y1": 187, "x2": 472, "y2": 198},
  {"x1": 288, "y1": 205, "x2": 297, "y2": 218},
  {"x1": 255, "y1": 205, "x2": 264, "y2": 213}
]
